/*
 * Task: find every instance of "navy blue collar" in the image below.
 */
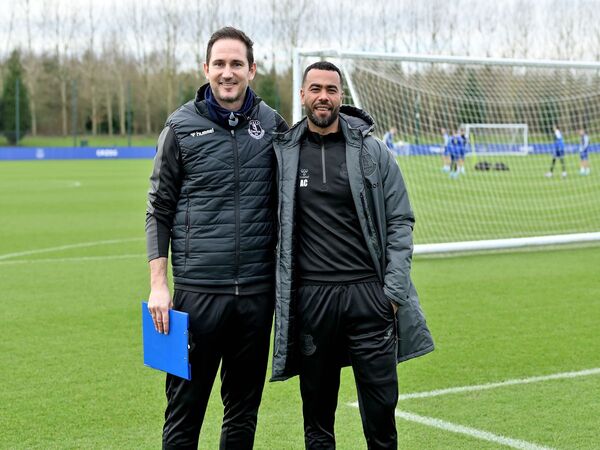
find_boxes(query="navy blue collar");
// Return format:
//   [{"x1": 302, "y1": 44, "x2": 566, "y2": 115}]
[{"x1": 204, "y1": 86, "x2": 256, "y2": 128}]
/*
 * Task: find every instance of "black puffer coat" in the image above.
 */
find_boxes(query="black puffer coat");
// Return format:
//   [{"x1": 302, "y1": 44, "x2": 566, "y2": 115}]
[{"x1": 146, "y1": 85, "x2": 288, "y2": 289}]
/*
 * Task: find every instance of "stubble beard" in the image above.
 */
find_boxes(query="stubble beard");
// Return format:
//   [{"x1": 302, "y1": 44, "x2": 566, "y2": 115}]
[
  {"x1": 214, "y1": 82, "x2": 246, "y2": 107},
  {"x1": 307, "y1": 103, "x2": 340, "y2": 129},
  {"x1": 215, "y1": 91, "x2": 242, "y2": 106}
]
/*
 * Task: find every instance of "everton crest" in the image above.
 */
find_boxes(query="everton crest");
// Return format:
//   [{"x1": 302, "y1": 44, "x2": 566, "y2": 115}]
[{"x1": 248, "y1": 120, "x2": 265, "y2": 140}]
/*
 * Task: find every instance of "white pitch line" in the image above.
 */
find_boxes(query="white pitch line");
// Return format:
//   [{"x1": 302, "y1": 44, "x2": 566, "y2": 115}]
[
  {"x1": 0, "y1": 238, "x2": 143, "y2": 261},
  {"x1": 347, "y1": 368, "x2": 600, "y2": 447},
  {"x1": 0, "y1": 254, "x2": 145, "y2": 265},
  {"x1": 394, "y1": 410, "x2": 555, "y2": 450},
  {"x1": 398, "y1": 368, "x2": 600, "y2": 400},
  {"x1": 347, "y1": 403, "x2": 555, "y2": 449}
]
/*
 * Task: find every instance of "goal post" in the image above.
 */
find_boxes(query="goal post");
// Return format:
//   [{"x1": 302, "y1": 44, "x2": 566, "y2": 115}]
[
  {"x1": 293, "y1": 50, "x2": 600, "y2": 253},
  {"x1": 461, "y1": 123, "x2": 529, "y2": 157}
]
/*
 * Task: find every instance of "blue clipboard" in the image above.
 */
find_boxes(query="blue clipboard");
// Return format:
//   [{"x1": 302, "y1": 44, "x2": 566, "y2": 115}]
[{"x1": 142, "y1": 302, "x2": 191, "y2": 380}]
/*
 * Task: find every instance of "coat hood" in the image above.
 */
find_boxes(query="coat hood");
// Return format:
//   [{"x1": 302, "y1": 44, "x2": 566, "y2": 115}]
[{"x1": 339, "y1": 104, "x2": 376, "y2": 136}]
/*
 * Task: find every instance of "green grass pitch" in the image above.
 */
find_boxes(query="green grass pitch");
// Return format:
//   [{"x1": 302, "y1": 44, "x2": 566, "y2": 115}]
[
  {"x1": 398, "y1": 153, "x2": 600, "y2": 244},
  {"x1": 0, "y1": 159, "x2": 598, "y2": 449}
]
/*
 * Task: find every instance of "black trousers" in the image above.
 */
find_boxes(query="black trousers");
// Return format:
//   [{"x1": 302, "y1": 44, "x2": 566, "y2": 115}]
[
  {"x1": 297, "y1": 281, "x2": 399, "y2": 450},
  {"x1": 162, "y1": 289, "x2": 274, "y2": 450}
]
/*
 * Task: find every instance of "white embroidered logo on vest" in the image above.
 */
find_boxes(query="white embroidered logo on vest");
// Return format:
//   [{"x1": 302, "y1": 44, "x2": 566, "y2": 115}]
[
  {"x1": 248, "y1": 120, "x2": 265, "y2": 140},
  {"x1": 299, "y1": 168, "x2": 309, "y2": 187},
  {"x1": 190, "y1": 128, "x2": 215, "y2": 137}
]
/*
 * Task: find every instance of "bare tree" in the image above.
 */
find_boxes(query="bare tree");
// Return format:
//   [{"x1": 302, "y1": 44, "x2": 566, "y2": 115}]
[
  {"x1": 398, "y1": 0, "x2": 421, "y2": 53},
  {"x1": 104, "y1": 68, "x2": 114, "y2": 136},
  {"x1": 421, "y1": 0, "x2": 451, "y2": 136},
  {"x1": 101, "y1": 24, "x2": 122, "y2": 137},
  {"x1": 272, "y1": 0, "x2": 311, "y2": 66},
  {"x1": 501, "y1": 0, "x2": 534, "y2": 59},
  {"x1": 83, "y1": 0, "x2": 99, "y2": 135},
  {"x1": 474, "y1": 2, "x2": 501, "y2": 57},
  {"x1": 162, "y1": 0, "x2": 183, "y2": 114},
  {"x1": 584, "y1": 0, "x2": 600, "y2": 60},
  {"x1": 3, "y1": 0, "x2": 17, "y2": 59},
  {"x1": 546, "y1": 0, "x2": 581, "y2": 60},
  {"x1": 423, "y1": 0, "x2": 446, "y2": 54},
  {"x1": 188, "y1": 0, "x2": 218, "y2": 71},
  {"x1": 22, "y1": 0, "x2": 43, "y2": 136},
  {"x1": 49, "y1": 0, "x2": 80, "y2": 136},
  {"x1": 455, "y1": 0, "x2": 477, "y2": 55},
  {"x1": 129, "y1": 3, "x2": 155, "y2": 135}
]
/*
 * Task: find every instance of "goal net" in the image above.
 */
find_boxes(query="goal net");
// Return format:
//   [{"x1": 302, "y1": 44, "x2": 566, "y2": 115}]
[{"x1": 293, "y1": 50, "x2": 600, "y2": 252}]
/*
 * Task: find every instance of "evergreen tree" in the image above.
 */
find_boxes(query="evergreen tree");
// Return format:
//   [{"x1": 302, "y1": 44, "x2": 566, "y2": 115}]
[
  {"x1": 1, "y1": 50, "x2": 31, "y2": 144},
  {"x1": 459, "y1": 69, "x2": 486, "y2": 126},
  {"x1": 254, "y1": 69, "x2": 280, "y2": 111}
]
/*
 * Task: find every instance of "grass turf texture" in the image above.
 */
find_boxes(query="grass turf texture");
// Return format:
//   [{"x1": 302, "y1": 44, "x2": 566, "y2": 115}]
[
  {"x1": 398, "y1": 153, "x2": 600, "y2": 243},
  {"x1": 0, "y1": 160, "x2": 598, "y2": 449}
]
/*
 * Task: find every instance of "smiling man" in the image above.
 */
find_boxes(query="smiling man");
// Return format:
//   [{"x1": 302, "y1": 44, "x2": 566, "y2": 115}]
[
  {"x1": 271, "y1": 61, "x2": 434, "y2": 449},
  {"x1": 145, "y1": 27, "x2": 287, "y2": 450}
]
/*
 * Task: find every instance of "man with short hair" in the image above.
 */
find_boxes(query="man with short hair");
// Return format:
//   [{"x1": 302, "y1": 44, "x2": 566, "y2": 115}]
[
  {"x1": 579, "y1": 128, "x2": 590, "y2": 175},
  {"x1": 441, "y1": 127, "x2": 451, "y2": 172},
  {"x1": 458, "y1": 127, "x2": 467, "y2": 174},
  {"x1": 546, "y1": 125, "x2": 567, "y2": 178},
  {"x1": 271, "y1": 61, "x2": 434, "y2": 449},
  {"x1": 383, "y1": 127, "x2": 397, "y2": 153},
  {"x1": 146, "y1": 26, "x2": 287, "y2": 449}
]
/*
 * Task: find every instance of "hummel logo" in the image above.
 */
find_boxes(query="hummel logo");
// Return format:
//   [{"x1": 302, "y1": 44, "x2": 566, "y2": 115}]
[
  {"x1": 384, "y1": 328, "x2": 393, "y2": 340},
  {"x1": 190, "y1": 128, "x2": 215, "y2": 137},
  {"x1": 299, "y1": 168, "x2": 309, "y2": 188}
]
